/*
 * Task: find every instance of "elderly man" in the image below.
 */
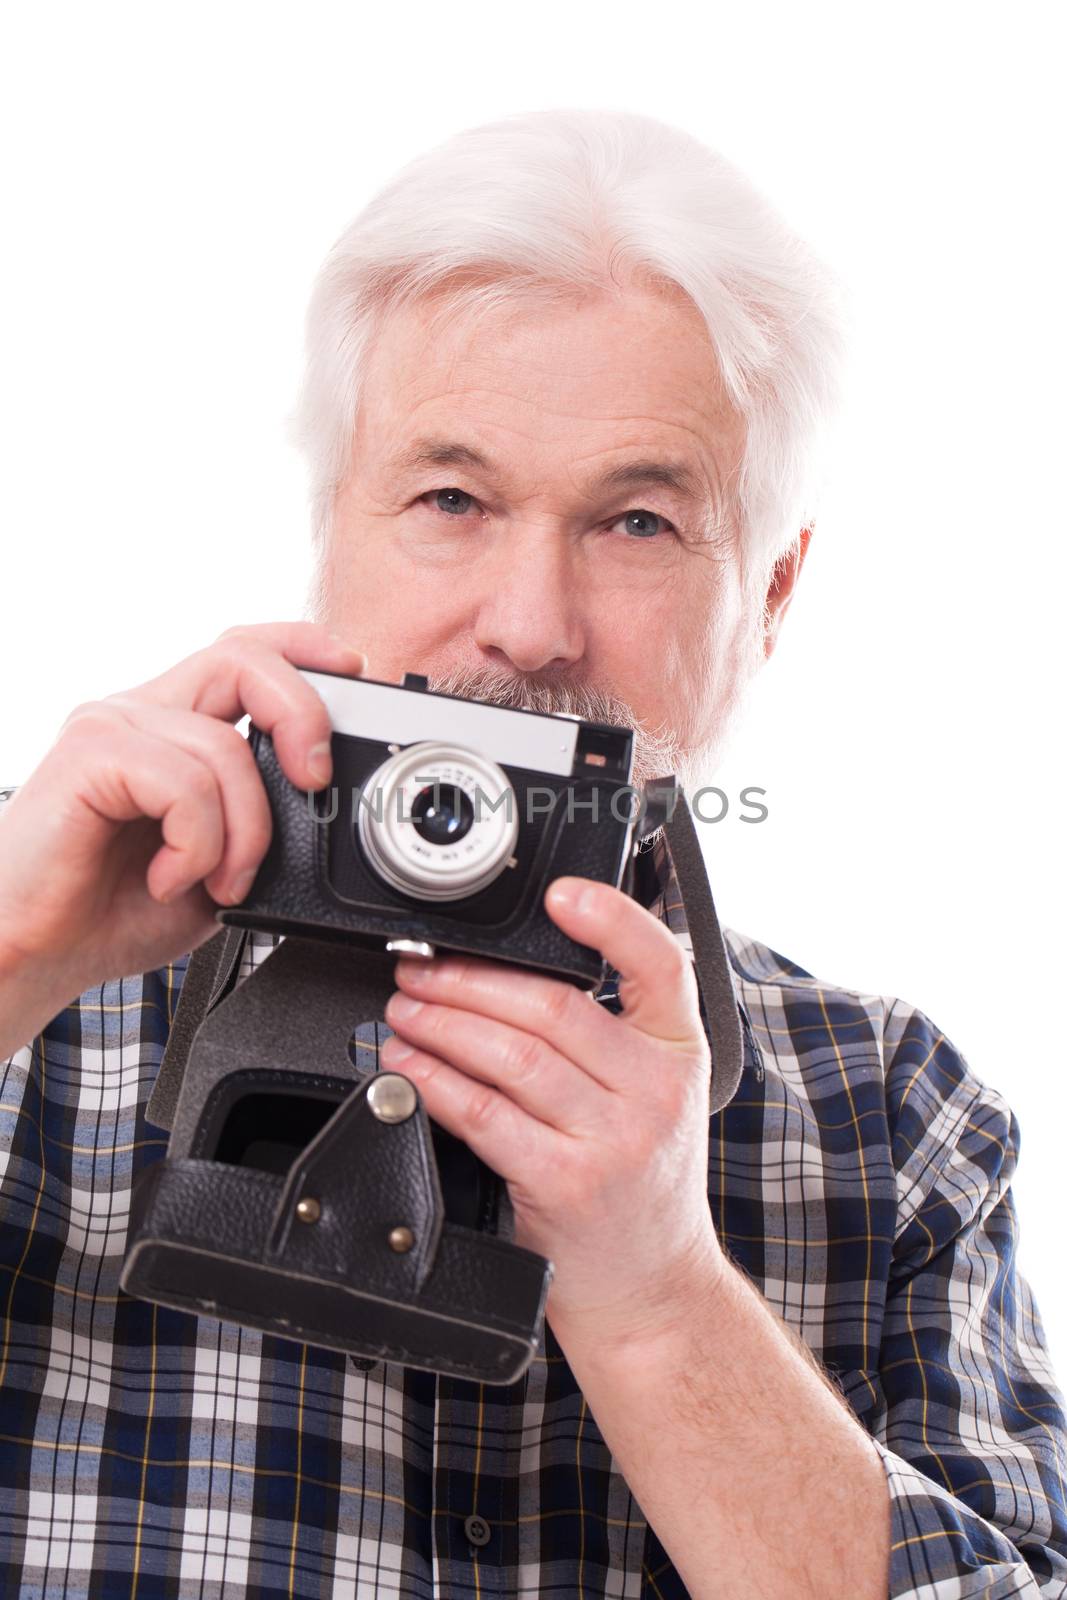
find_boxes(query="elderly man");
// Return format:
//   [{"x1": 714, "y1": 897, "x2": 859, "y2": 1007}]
[{"x1": 1, "y1": 108, "x2": 1064, "y2": 1600}]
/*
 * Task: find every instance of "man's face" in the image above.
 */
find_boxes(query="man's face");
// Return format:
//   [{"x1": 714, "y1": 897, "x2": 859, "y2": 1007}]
[{"x1": 316, "y1": 282, "x2": 777, "y2": 789}]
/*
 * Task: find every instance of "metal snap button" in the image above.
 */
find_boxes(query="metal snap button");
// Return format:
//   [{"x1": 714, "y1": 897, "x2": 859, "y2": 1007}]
[
  {"x1": 367, "y1": 1073, "x2": 418, "y2": 1124},
  {"x1": 463, "y1": 1513, "x2": 491, "y2": 1548}
]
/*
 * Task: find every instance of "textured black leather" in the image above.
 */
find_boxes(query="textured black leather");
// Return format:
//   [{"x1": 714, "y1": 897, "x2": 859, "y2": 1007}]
[
  {"x1": 123, "y1": 1158, "x2": 549, "y2": 1382},
  {"x1": 220, "y1": 731, "x2": 631, "y2": 986},
  {"x1": 163, "y1": 937, "x2": 396, "y2": 1158},
  {"x1": 122, "y1": 936, "x2": 553, "y2": 1384},
  {"x1": 146, "y1": 923, "x2": 248, "y2": 1132},
  {"x1": 266, "y1": 1077, "x2": 444, "y2": 1295}
]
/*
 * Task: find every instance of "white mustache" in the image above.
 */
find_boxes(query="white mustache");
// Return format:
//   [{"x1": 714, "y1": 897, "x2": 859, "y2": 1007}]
[{"x1": 425, "y1": 663, "x2": 698, "y2": 789}]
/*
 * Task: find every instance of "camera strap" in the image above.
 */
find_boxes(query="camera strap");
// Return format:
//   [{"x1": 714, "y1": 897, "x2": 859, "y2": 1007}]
[
  {"x1": 651, "y1": 779, "x2": 746, "y2": 1117},
  {"x1": 147, "y1": 923, "x2": 248, "y2": 1131}
]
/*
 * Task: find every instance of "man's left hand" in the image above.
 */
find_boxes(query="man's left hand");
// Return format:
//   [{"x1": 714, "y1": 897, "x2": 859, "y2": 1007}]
[{"x1": 380, "y1": 874, "x2": 725, "y2": 1347}]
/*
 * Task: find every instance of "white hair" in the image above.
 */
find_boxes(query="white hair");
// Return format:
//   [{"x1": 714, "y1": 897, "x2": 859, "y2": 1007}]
[{"x1": 289, "y1": 107, "x2": 852, "y2": 592}]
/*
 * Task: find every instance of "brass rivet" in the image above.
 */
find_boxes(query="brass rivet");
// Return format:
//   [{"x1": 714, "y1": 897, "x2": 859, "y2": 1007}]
[
  {"x1": 388, "y1": 1225, "x2": 415, "y2": 1253},
  {"x1": 295, "y1": 1196, "x2": 321, "y2": 1224}
]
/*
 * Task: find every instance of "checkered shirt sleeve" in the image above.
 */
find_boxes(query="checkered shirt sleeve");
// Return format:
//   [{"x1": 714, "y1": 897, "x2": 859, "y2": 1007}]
[{"x1": 868, "y1": 1002, "x2": 1067, "y2": 1597}]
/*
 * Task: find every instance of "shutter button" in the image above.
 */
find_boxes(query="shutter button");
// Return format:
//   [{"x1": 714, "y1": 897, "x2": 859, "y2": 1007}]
[{"x1": 463, "y1": 1514, "x2": 491, "y2": 1548}]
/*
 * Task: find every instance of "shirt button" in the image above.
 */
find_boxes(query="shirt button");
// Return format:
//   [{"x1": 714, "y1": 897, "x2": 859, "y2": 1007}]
[{"x1": 463, "y1": 1514, "x2": 491, "y2": 1548}]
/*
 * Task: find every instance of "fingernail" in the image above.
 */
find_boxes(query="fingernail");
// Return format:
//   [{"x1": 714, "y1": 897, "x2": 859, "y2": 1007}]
[
  {"x1": 388, "y1": 993, "x2": 423, "y2": 1022},
  {"x1": 228, "y1": 869, "x2": 256, "y2": 904},
  {"x1": 329, "y1": 634, "x2": 366, "y2": 667},
  {"x1": 548, "y1": 878, "x2": 592, "y2": 914},
  {"x1": 307, "y1": 741, "x2": 332, "y2": 785},
  {"x1": 382, "y1": 1035, "x2": 414, "y2": 1062}
]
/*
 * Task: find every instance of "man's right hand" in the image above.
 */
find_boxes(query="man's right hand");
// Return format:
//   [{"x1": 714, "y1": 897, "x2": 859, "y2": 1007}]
[{"x1": 0, "y1": 621, "x2": 366, "y2": 1058}]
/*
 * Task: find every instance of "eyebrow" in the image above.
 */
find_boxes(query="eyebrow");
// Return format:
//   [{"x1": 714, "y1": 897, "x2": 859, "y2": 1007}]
[{"x1": 385, "y1": 436, "x2": 708, "y2": 508}]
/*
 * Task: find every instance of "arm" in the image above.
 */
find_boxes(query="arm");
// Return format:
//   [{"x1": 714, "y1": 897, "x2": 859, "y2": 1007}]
[
  {"x1": 555, "y1": 1014, "x2": 1067, "y2": 1600},
  {"x1": 382, "y1": 886, "x2": 1067, "y2": 1599},
  {"x1": 552, "y1": 1250, "x2": 892, "y2": 1600}
]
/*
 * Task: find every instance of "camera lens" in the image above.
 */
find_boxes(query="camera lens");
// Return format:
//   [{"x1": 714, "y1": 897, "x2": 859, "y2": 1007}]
[
  {"x1": 357, "y1": 741, "x2": 519, "y2": 902},
  {"x1": 410, "y1": 783, "x2": 475, "y2": 846}
]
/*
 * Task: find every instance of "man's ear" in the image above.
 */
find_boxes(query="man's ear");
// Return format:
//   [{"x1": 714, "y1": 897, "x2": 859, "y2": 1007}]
[{"x1": 762, "y1": 524, "x2": 813, "y2": 660}]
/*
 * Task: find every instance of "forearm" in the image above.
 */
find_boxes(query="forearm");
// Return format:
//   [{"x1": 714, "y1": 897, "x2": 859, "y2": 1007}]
[{"x1": 552, "y1": 1253, "x2": 891, "y2": 1600}]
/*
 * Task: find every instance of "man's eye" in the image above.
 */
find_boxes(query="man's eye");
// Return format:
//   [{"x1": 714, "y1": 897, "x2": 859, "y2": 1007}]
[
  {"x1": 428, "y1": 487, "x2": 477, "y2": 516},
  {"x1": 610, "y1": 509, "x2": 674, "y2": 539}
]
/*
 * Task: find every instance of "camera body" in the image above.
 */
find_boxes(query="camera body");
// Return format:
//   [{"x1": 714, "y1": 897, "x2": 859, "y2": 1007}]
[{"x1": 220, "y1": 669, "x2": 641, "y2": 987}]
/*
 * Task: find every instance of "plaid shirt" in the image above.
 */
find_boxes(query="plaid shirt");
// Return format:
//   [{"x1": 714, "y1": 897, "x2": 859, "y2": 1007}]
[{"x1": 1, "y1": 796, "x2": 1066, "y2": 1597}]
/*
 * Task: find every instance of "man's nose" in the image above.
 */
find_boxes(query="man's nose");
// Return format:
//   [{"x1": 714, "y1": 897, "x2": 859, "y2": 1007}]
[{"x1": 471, "y1": 530, "x2": 586, "y2": 674}]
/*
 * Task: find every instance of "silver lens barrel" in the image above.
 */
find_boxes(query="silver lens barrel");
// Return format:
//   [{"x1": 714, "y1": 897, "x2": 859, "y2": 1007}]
[{"x1": 357, "y1": 742, "x2": 519, "y2": 901}]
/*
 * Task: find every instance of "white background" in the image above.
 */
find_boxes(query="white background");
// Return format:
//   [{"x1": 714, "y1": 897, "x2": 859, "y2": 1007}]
[{"x1": 3, "y1": 4, "x2": 1064, "y2": 1364}]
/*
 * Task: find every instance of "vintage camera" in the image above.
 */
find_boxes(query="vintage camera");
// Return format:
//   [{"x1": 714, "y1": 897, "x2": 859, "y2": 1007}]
[
  {"x1": 219, "y1": 668, "x2": 643, "y2": 985},
  {"x1": 122, "y1": 669, "x2": 654, "y2": 1383}
]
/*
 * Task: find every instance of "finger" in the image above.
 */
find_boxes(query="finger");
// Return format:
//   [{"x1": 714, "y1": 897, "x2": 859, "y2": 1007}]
[
  {"x1": 543, "y1": 877, "x2": 701, "y2": 1043},
  {"x1": 191, "y1": 639, "x2": 356, "y2": 793},
  {"x1": 130, "y1": 622, "x2": 366, "y2": 791},
  {"x1": 382, "y1": 992, "x2": 606, "y2": 1131},
  {"x1": 392, "y1": 953, "x2": 622, "y2": 1090},
  {"x1": 378, "y1": 1040, "x2": 559, "y2": 1190},
  {"x1": 107, "y1": 700, "x2": 272, "y2": 905},
  {"x1": 66, "y1": 710, "x2": 226, "y2": 902}
]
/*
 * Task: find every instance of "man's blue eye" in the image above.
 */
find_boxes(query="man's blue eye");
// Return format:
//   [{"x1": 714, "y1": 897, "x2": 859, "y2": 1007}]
[
  {"x1": 620, "y1": 509, "x2": 665, "y2": 538},
  {"x1": 435, "y1": 488, "x2": 474, "y2": 515}
]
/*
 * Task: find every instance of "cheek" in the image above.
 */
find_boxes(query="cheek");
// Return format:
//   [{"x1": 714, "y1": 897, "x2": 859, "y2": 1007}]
[
  {"x1": 582, "y1": 592, "x2": 684, "y2": 717},
  {"x1": 661, "y1": 571, "x2": 756, "y2": 724},
  {"x1": 319, "y1": 524, "x2": 476, "y2": 674},
  {"x1": 318, "y1": 534, "x2": 390, "y2": 632}
]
